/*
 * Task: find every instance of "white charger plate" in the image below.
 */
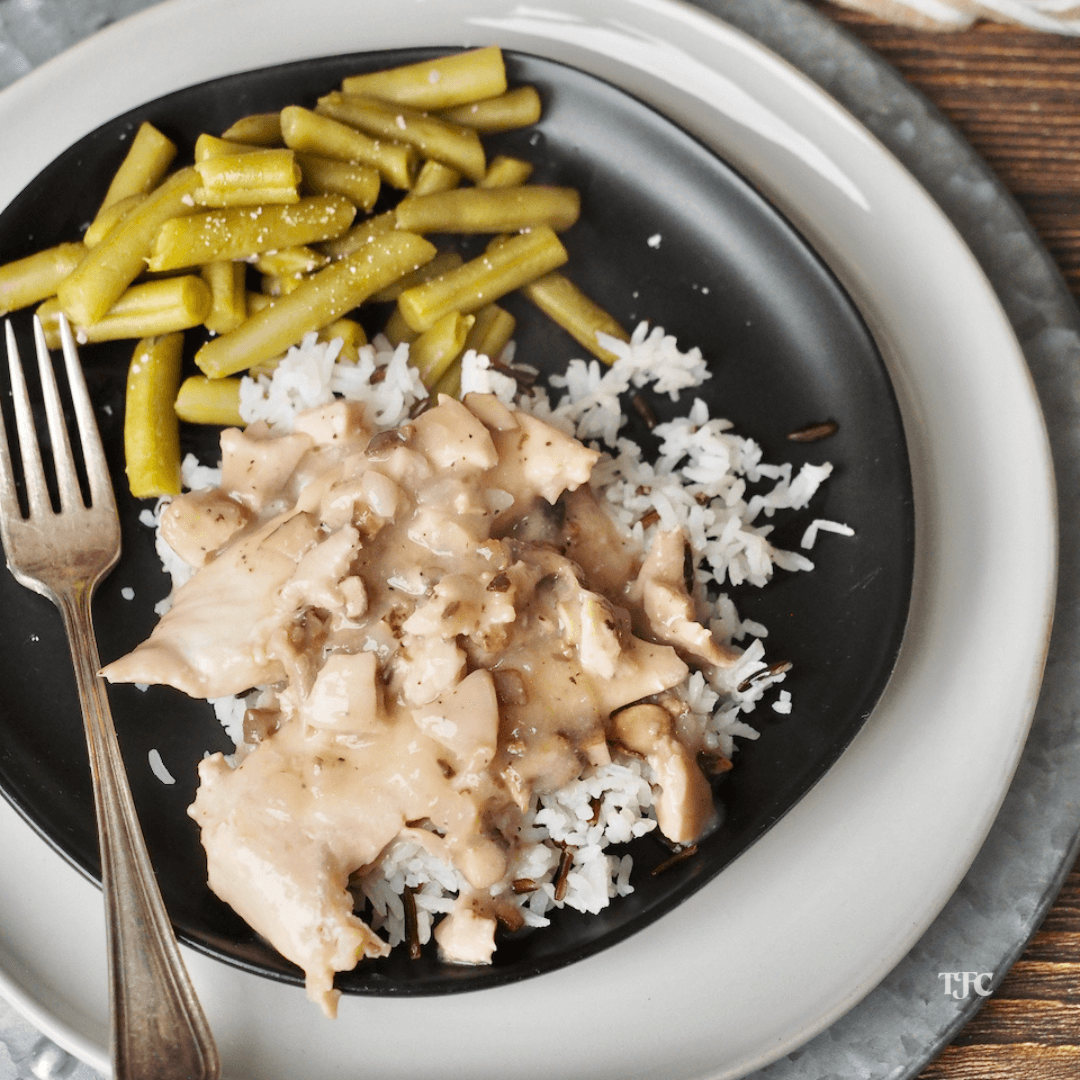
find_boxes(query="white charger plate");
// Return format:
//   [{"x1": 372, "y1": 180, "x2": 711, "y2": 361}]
[{"x1": 0, "y1": 1, "x2": 1055, "y2": 1078}]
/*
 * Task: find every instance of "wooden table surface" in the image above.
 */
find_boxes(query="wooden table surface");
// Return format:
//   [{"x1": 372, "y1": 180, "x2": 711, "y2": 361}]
[{"x1": 809, "y1": 7, "x2": 1080, "y2": 1076}]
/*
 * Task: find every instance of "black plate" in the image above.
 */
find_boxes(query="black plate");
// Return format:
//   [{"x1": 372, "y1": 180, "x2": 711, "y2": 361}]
[{"x1": 0, "y1": 49, "x2": 913, "y2": 996}]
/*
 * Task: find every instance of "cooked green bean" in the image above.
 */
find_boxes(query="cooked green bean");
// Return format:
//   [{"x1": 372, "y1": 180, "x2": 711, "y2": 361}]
[
  {"x1": 480, "y1": 155, "x2": 534, "y2": 189},
  {"x1": 0, "y1": 242, "x2": 85, "y2": 316},
  {"x1": 58, "y1": 166, "x2": 201, "y2": 328},
  {"x1": 174, "y1": 375, "x2": 244, "y2": 426},
  {"x1": 367, "y1": 251, "x2": 463, "y2": 303},
  {"x1": 397, "y1": 225, "x2": 567, "y2": 332},
  {"x1": 194, "y1": 133, "x2": 264, "y2": 162},
  {"x1": 96, "y1": 122, "x2": 177, "y2": 214},
  {"x1": 221, "y1": 112, "x2": 284, "y2": 147},
  {"x1": 319, "y1": 209, "x2": 398, "y2": 259},
  {"x1": 316, "y1": 92, "x2": 486, "y2": 183},
  {"x1": 520, "y1": 270, "x2": 628, "y2": 364},
  {"x1": 246, "y1": 291, "x2": 276, "y2": 315},
  {"x1": 148, "y1": 194, "x2": 356, "y2": 272},
  {"x1": 464, "y1": 302, "x2": 516, "y2": 360},
  {"x1": 432, "y1": 303, "x2": 516, "y2": 398},
  {"x1": 409, "y1": 159, "x2": 461, "y2": 197},
  {"x1": 126, "y1": 332, "x2": 185, "y2": 497},
  {"x1": 260, "y1": 272, "x2": 307, "y2": 297},
  {"x1": 383, "y1": 305, "x2": 418, "y2": 346},
  {"x1": 430, "y1": 357, "x2": 461, "y2": 399},
  {"x1": 441, "y1": 86, "x2": 542, "y2": 133},
  {"x1": 410, "y1": 310, "x2": 474, "y2": 387},
  {"x1": 340, "y1": 46, "x2": 506, "y2": 110},
  {"x1": 194, "y1": 149, "x2": 301, "y2": 207},
  {"x1": 280, "y1": 105, "x2": 417, "y2": 190},
  {"x1": 83, "y1": 194, "x2": 146, "y2": 248},
  {"x1": 201, "y1": 261, "x2": 247, "y2": 335},
  {"x1": 318, "y1": 316, "x2": 367, "y2": 362},
  {"x1": 253, "y1": 246, "x2": 329, "y2": 277},
  {"x1": 395, "y1": 186, "x2": 579, "y2": 234},
  {"x1": 194, "y1": 230, "x2": 436, "y2": 378},
  {"x1": 43, "y1": 276, "x2": 211, "y2": 348},
  {"x1": 295, "y1": 152, "x2": 380, "y2": 210}
]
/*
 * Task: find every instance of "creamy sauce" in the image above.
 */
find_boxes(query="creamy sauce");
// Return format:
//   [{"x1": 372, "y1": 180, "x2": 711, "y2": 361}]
[{"x1": 103, "y1": 392, "x2": 728, "y2": 1016}]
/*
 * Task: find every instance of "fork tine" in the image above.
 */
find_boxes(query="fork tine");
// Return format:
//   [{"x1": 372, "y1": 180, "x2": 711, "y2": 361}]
[
  {"x1": 58, "y1": 314, "x2": 115, "y2": 513},
  {"x1": 4, "y1": 320, "x2": 51, "y2": 519},
  {"x1": 32, "y1": 315, "x2": 83, "y2": 512},
  {"x1": 0, "y1": 323, "x2": 22, "y2": 527}
]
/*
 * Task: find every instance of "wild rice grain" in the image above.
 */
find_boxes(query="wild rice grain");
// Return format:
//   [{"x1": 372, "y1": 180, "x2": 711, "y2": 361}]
[
  {"x1": 787, "y1": 420, "x2": 838, "y2": 443},
  {"x1": 651, "y1": 843, "x2": 699, "y2": 876}
]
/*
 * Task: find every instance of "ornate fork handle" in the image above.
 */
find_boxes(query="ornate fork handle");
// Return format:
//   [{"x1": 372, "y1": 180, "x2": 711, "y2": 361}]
[{"x1": 58, "y1": 581, "x2": 219, "y2": 1080}]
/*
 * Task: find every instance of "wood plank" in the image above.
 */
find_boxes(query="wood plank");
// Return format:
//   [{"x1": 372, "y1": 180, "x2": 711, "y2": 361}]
[
  {"x1": 921, "y1": 1045, "x2": 1080, "y2": 1080},
  {"x1": 951, "y1": 1000, "x2": 1080, "y2": 1044},
  {"x1": 1020, "y1": 930, "x2": 1080, "y2": 963},
  {"x1": 988, "y1": 960, "x2": 1080, "y2": 1000}
]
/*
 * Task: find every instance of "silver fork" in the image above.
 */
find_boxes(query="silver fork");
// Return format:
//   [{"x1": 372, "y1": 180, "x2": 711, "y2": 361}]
[{"x1": 0, "y1": 315, "x2": 219, "y2": 1080}]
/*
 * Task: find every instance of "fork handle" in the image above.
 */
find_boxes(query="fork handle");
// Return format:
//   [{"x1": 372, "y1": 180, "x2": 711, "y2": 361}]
[{"x1": 59, "y1": 586, "x2": 220, "y2": 1080}]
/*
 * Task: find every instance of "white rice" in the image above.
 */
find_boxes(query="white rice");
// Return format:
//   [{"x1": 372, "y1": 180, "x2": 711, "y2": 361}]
[
  {"x1": 148, "y1": 748, "x2": 176, "y2": 786},
  {"x1": 237, "y1": 332, "x2": 427, "y2": 433},
  {"x1": 800, "y1": 517, "x2": 856, "y2": 550},
  {"x1": 144, "y1": 322, "x2": 847, "y2": 951}
]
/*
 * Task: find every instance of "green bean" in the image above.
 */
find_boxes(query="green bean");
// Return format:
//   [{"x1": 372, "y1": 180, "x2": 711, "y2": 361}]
[
  {"x1": 42, "y1": 276, "x2": 211, "y2": 348},
  {"x1": 126, "y1": 332, "x2": 185, "y2": 497},
  {"x1": 319, "y1": 209, "x2": 398, "y2": 259},
  {"x1": 174, "y1": 375, "x2": 244, "y2": 426},
  {"x1": 0, "y1": 242, "x2": 85, "y2": 316},
  {"x1": 221, "y1": 112, "x2": 284, "y2": 147},
  {"x1": 397, "y1": 225, "x2": 567, "y2": 333},
  {"x1": 318, "y1": 317, "x2": 367, "y2": 362},
  {"x1": 383, "y1": 305, "x2": 418, "y2": 346},
  {"x1": 194, "y1": 230, "x2": 436, "y2": 378},
  {"x1": 340, "y1": 46, "x2": 506, "y2": 110},
  {"x1": 148, "y1": 194, "x2": 356, "y2": 272},
  {"x1": 395, "y1": 186, "x2": 579, "y2": 234},
  {"x1": 441, "y1": 87, "x2": 542, "y2": 133},
  {"x1": 463, "y1": 302, "x2": 516, "y2": 360},
  {"x1": 96, "y1": 122, "x2": 177, "y2": 214},
  {"x1": 280, "y1": 105, "x2": 417, "y2": 190},
  {"x1": 194, "y1": 133, "x2": 264, "y2": 162},
  {"x1": 316, "y1": 92, "x2": 486, "y2": 183},
  {"x1": 520, "y1": 271, "x2": 629, "y2": 364},
  {"x1": 201, "y1": 261, "x2": 247, "y2": 335},
  {"x1": 252, "y1": 246, "x2": 329, "y2": 277},
  {"x1": 367, "y1": 251, "x2": 463, "y2": 303},
  {"x1": 260, "y1": 272, "x2": 307, "y2": 297},
  {"x1": 430, "y1": 357, "x2": 461, "y2": 399},
  {"x1": 480, "y1": 155, "x2": 534, "y2": 189},
  {"x1": 409, "y1": 159, "x2": 461, "y2": 197},
  {"x1": 246, "y1": 291, "x2": 276, "y2": 315},
  {"x1": 295, "y1": 153, "x2": 380, "y2": 210},
  {"x1": 83, "y1": 194, "x2": 146, "y2": 248},
  {"x1": 410, "y1": 310, "x2": 474, "y2": 387},
  {"x1": 194, "y1": 149, "x2": 301, "y2": 207},
  {"x1": 58, "y1": 166, "x2": 201, "y2": 328},
  {"x1": 433, "y1": 304, "x2": 516, "y2": 398}
]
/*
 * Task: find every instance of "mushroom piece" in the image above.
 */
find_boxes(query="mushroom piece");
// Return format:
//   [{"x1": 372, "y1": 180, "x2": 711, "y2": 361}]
[
  {"x1": 629, "y1": 528, "x2": 739, "y2": 668},
  {"x1": 611, "y1": 703, "x2": 714, "y2": 845},
  {"x1": 159, "y1": 488, "x2": 252, "y2": 568}
]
